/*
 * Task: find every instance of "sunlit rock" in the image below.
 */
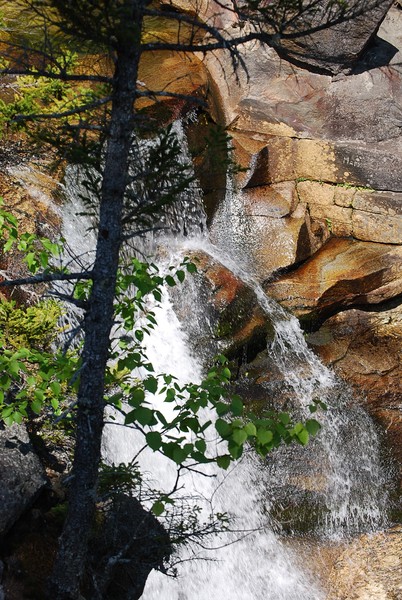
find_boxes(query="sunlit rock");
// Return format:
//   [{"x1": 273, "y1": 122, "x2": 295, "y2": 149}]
[
  {"x1": 265, "y1": 238, "x2": 402, "y2": 323},
  {"x1": 173, "y1": 249, "x2": 273, "y2": 359}
]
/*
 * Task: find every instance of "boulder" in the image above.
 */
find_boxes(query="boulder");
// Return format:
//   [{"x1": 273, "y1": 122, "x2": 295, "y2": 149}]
[
  {"x1": 265, "y1": 238, "x2": 402, "y2": 323},
  {"x1": 325, "y1": 525, "x2": 402, "y2": 600},
  {"x1": 0, "y1": 424, "x2": 47, "y2": 537},
  {"x1": 85, "y1": 495, "x2": 171, "y2": 600},
  {"x1": 232, "y1": 135, "x2": 402, "y2": 193},
  {"x1": 210, "y1": 184, "x2": 322, "y2": 278},
  {"x1": 205, "y1": 7, "x2": 402, "y2": 143}
]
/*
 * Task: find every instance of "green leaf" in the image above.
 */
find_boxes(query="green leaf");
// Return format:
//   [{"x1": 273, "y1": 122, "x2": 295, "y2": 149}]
[
  {"x1": 257, "y1": 428, "x2": 273, "y2": 445},
  {"x1": 232, "y1": 428, "x2": 247, "y2": 446},
  {"x1": 135, "y1": 407, "x2": 155, "y2": 426},
  {"x1": 186, "y1": 262, "x2": 197, "y2": 273},
  {"x1": 279, "y1": 412, "x2": 290, "y2": 425},
  {"x1": 165, "y1": 275, "x2": 176, "y2": 287},
  {"x1": 172, "y1": 446, "x2": 189, "y2": 464},
  {"x1": 297, "y1": 428, "x2": 309, "y2": 446},
  {"x1": 144, "y1": 376, "x2": 158, "y2": 394},
  {"x1": 176, "y1": 269, "x2": 185, "y2": 283},
  {"x1": 128, "y1": 387, "x2": 145, "y2": 406},
  {"x1": 230, "y1": 396, "x2": 243, "y2": 417},
  {"x1": 195, "y1": 439, "x2": 206, "y2": 453},
  {"x1": 49, "y1": 381, "x2": 61, "y2": 396},
  {"x1": 216, "y1": 455, "x2": 231, "y2": 470},
  {"x1": 34, "y1": 389, "x2": 45, "y2": 403},
  {"x1": 305, "y1": 419, "x2": 321, "y2": 436},
  {"x1": 31, "y1": 399, "x2": 42, "y2": 414},
  {"x1": 135, "y1": 329, "x2": 144, "y2": 342},
  {"x1": 13, "y1": 411, "x2": 23, "y2": 424},
  {"x1": 152, "y1": 501, "x2": 164, "y2": 516},
  {"x1": 215, "y1": 418, "x2": 231, "y2": 438},
  {"x1": 125, "y1": 410, "x2": 137, "y2": 425},
  {"x1": 8, "y1": 361, "x2": 20, "y2": 376},
  {"x1": 244, "y1": 422, "x2": 257, "y2": 437},
  {"x1": 165, "y1": 388, "x2": 175, "y2": 402},
  {"x1": 215, "y1": 401, "x2": 229, "y2": 416},
  {"x1": 50, "y1": 398, "x2": 59, "y2": 411},
  {"x1": 146, "y1": 431, "x2": 162, "y2": 451},
  {"x1": 222, "y1": 367, "x2": 231, "y2": 379}
]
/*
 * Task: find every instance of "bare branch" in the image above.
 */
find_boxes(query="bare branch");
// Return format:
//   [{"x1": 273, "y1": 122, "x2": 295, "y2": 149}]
[{"x1": 0, "y1": 271, "x2": 93, "y2": 287}]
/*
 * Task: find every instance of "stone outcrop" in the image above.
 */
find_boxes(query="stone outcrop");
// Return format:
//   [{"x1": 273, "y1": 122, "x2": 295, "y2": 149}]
[
  {"x1": 297, "y1": 181, "x2": 402, "y2": 244},
  {"x1": 173, "y1": 249, "x2": 273, "y2": 358},
  {"x1": 0, "y1": 424, "x2": 47, "y2": 537},
  {"x1": 262, "y1": 0, "x2": 394, "y2": 75},
  {"x1": 265, "y1": 238, "x2": 402, "y2": 322},
  {"x1": 325, "y1": 525, "x2": 402, "y2": 600},
  {"x1": 200, "y1": 6, "x2": 402, "y2": 515}
]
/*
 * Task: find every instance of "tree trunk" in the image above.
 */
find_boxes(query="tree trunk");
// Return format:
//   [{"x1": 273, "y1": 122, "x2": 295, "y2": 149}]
[{"x1": 47, "y1": 6, "x2": 143, "y2": 599}]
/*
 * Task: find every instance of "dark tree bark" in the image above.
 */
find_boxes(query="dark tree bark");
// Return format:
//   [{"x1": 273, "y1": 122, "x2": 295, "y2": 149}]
[{"x1": 46, "y1": 3, "x2": 144, "y2": 598}]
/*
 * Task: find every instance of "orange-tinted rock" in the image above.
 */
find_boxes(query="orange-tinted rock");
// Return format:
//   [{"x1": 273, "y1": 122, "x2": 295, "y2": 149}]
[
  {"x1": 265, "y1": 238, "x2": 402, "y2": 322},
  {"x1": 136, "y1": 51, "x2": 208, "y2": 123},
  {"x1": 178, "y1": 249, "x2": 273, "y2": 358}
]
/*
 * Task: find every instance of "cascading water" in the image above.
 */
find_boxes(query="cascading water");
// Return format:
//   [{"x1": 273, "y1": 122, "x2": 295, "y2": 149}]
[
  {"x1": 207, "y1": 174, "x2": 389, "y2": 540},
  {"x1": 59, "y1": 120, "x2": 389, "y2": 599}
]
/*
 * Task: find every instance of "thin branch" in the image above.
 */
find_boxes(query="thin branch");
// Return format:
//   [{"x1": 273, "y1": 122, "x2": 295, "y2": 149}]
[
  {"x1": 47, "y1": 289, "x2": 89, "y2": 310},
  {"x1": 136, "y1": 89, "x2": 206, "y2": 105},
  {"x1": 0, "y1": 270, "x2": 93, "y2": 287},
  {"x1": 11, "y1": 96, "x2": 113, "y2": 123}
]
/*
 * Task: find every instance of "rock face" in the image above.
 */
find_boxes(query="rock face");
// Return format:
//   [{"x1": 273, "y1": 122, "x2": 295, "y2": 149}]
[
  {"x1": 265, "y1": 238, "x2": 402, "y2": 323},
  {"x1": 0, "y1": 424, "x2": 47, "y2": 537},
  {"x1": 325, "y1": 525, "x2": 402, "y2": 600},
  {"x1": 263, "y1": 0, "x2": 394, "y2": 75},
  {"x1": 196, "y1": 1, "x2": 402, "y2": 540}
]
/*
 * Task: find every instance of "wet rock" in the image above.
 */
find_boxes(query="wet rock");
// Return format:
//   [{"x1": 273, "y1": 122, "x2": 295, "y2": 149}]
[
  {"x1": 173, "y1": 249, "x2": 273, "y2": 359},
  {"x1": 265, "y1": 238, "x2": 402, "y2": 324},
  {"x1": 0, "y1": 424, "x2": 47, "y2": 537},
  {"x1": 325, "y1": 525, "x2": 402, "y2": 600},
  {"x1": 307, "y1": 304, "x2": 402, "y2": 492}
]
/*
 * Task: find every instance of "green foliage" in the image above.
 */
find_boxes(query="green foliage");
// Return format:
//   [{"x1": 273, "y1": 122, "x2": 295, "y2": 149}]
[
  {"x1": 0, "y1": 296, "x2": 80, "y2": 424},
  {"x1": 0, "y1": 298, "x2": 62, "y2": 350},
  {"x1": 0, "y1": 198, "x2": 64, "y2": 274},
  {"x1": 204, "y1": 124, "x2": 246, "y2": 178}
]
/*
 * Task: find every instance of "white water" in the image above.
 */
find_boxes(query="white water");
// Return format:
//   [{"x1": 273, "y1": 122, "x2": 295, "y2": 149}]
[{"x1": 59, "y1": 123, "x2": 389, "y2": 599}]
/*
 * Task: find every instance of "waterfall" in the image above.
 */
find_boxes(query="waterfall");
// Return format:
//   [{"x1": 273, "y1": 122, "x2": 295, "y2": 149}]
[{"x1": 59, "y1": 121, "x2": 388, "y2": 599}]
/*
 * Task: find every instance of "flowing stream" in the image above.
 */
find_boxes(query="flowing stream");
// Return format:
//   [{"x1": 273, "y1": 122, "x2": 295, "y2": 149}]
[{"x1": 60, "y1": 122, "x2": 389, "y2": 599}]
